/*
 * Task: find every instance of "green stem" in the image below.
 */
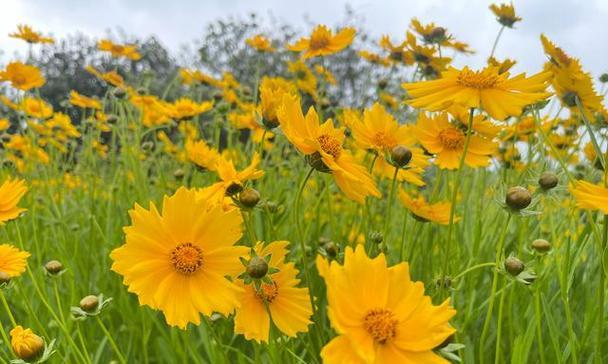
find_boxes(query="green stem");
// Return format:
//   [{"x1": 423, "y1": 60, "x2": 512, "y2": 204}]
[
  {"x1": 596, "y1": 214, "x2": 608, "y2": 364},
  {"x1": 452, "y1": 262, "x2": 496, "y2": 281},
  {"x1": 381, "y1": 166, "x2": 400, "y2": 253},
  {"x1": 96, "y1": 316, "x2": 126, "y2": 364},
  {"x1": 442, "y1": 108, "x2": 475, "y2": 282},
  {"x1": 490, "y1": 26, "x2": 505, "y2": 59},
  {"x1": 479, "y1": 213, "x2": 512, "y2": 364},
  {"x1": 0, "y1": 290, "x2": 17, "y2": 327},
  {"x1": 294, "y1": 167, "x2": 316, "y2": 310}
]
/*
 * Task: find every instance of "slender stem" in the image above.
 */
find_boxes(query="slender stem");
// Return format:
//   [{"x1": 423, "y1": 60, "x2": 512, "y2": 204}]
[
  {"x1": 0, "y1": 290, "x2": 17, "y2": 327},
  {"x1": 576, "y1": 97, "x2": 605, "y2": 169},
  {"x1": 495, "y1": 280, "x2": 508, "y2": 363},
  {"x1": 479, "y1": 213, "x2": 512, "y2": 364},
  {"x1": 442, "y1": 108, "x2": 475, "y2": 282},
  {"x1": 534, "y1": 287, "x2": 547, "y2": 364},
  {"x1": 96, "y1": 316, "x2": 126, "y2": 364},
  {"x1": 452, "y1": 262, "x2": 496, "y2": 281},
  {"x1": 490, "y1": 26, "x2": 505, "y2": 59},
  {"x1": 381, "y1": 166, "x2": 400, "y2": 253},
  {"x1": 294, "y1": 167, "x2": 316, "y2": 311},
  {"x1": 596, "y1": 214, "x2": 608, "y2": 364}
]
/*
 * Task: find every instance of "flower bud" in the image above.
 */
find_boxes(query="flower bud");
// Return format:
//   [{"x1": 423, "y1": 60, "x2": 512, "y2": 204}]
[
  {"x1": 505, "y1": 186, "x2": 532, "y2": 210},
  {"x1": 600, "y1": 73, "x2": 608, "y2": 83},
  {"x1": 323, "y1": 241, "x2": 338, "y2": 258},
  {"x1": 391, "y1": 145, "x2": 412, "y2": 167},
  {"x1": 247, "y1": 257, "x2": 268, "y2": 279},
  {"x1": 369, "y1": 232, "x2": 383, "y2": 245},
  {"x1": 10, "y1": 326, "x2": 44, "y2": 361},
  {"x1": 0, "y1": 271, "x2": 11, "y2": 285},
  {"x1": 44, "y1": 260, "x2": 64, "y2": 275},
  {"x1": 225, "y1": 182, "x2": 243, "y2": 196},
  {"x1": 79, "y1": 295, "x2": 100, "y2": 312},
  {"x1": 378, "y1": 79, "x2": 388, "y2": 89},
  {"x1": 173, "y1": 169, "x2": 185, "y2": 180},
  {"x1": 262, "y1": 117, "x2": 280, "y2": 129},
  {"x1": 239, "y1": 188, "x2": 260, "y2": 208},
  {"x1": 112, "y1": 88, "x2": 126, "y2": 99},
  {"x1": 538, "y1": 172, "x2": 558, "y2": 191},
  {"x1": 504, "y1": 257, "x2": 524, "y2": 276},
  {"x1": 531, "y1": 239, "x2": 551, "y2": 253},
  {"x1": 106, "y1": 114, "x2": 119, "y2": 124}
]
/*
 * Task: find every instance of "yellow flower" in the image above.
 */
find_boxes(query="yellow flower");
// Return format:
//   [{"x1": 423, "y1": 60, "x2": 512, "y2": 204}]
[
  {"x1": 379, "y1": 35, "x2": 414, "y2": 65},
  {"x1": 185, "y1": 139, "x2": 221, "y2": 171},
  {"x1": 9, "y1": 24, "x2": 54, "y2": 44},
  {"x1": 0, "y1": 178, "x2": 28, "y2": 225},
  {"x1": 399, "y1": 191, "x2": 456, "y2": 224},
  {"x1": 20, "y1": 97, "x2": 53, "y2": 119},
  {"x1": 110, "y1": 187, "x2": 249, "y2": 329},
  {"x1": 98, "y1": 39, "x2": 141, "y2": 60},
  {"x1": 179, "y1": 68, "x2": 221, "y2": 87},
  {"x1": 570, "y1": 180, "x2": 608, "y2": 214},
  {"x1": 234, "y1": 241, "x2": 312, "y2": 342},
  {"x1": 259, "y1": 77, "x2": 298, "y2": 125},
  {"x1": 415, "y1": 112, "x2": 497, "y2": 169},
  {"x1": 488, "y1": 56, "x2": 516, "y2": 74},
  {"x1": 0, "y1": 62, "x2": 45, "y2": 91},
  {"x1": 0, "y1": 119, "x2": 10, "y2": 131},
  {"x1": 358, "y1": 50, "x2": 390, "y2": 67},
  {"x1": 277, "y1": 95, "x2": 380, "y2": 204},
  {"x1": 319, "y1": 245, "x2": 456, "y2": 363},
  {"x1": 489, "y1": 3, "x2": 522, "y2": 27},
  {"x1": 206, "y1": 153, "x2": 265, "y2": 198},
  {"x1": 0, "y1": 244, "x2": 30, "y2": 277},
  {"x1": 85, "y1": 66, "x2": 126, "y2": 88},
  {"x1": 69, "y1": 90, "x2": 102, "y2": 110},
  {"x1": 246, "y1": 35, "x2": 275, "y2": 52},
  {"x1": 540, "y1": 35, "x2": 603, "y2": 121},
  {"x1": 169, "y1": 98, "x2": 213, "y2": 120},
  {"x1": 287, "y1": 60, "x2": 318, "y2": 98},
  {"x1": 10, "y1": 326, "x2": 44, "y2": 361},
  {"x1": 287, "y1": 25, "x2": 356, "y2": 59},
  {"x1": 403, "y1": 66, "x2": 551, "y2": 121}
]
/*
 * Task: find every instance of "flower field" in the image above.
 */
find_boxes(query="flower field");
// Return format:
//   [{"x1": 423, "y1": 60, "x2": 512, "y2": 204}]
[{"x1": 1, "y1": 3, "x2": 608, "y2": 363}]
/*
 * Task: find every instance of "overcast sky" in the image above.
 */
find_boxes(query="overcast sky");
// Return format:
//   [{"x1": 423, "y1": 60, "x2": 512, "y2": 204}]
[{"x1": 1, "y1": 0, "x2": 607, "y2": 78}]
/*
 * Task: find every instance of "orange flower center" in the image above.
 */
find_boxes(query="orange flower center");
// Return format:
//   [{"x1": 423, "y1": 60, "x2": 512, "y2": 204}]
[
  {"x1": 170, "y1": 243, "x2": 203, "y2": 275},
  {"x1": 12, "y1": 74, "x2": 27, "y2": 86},
  {"x1": 438, "y1": 128, "x2": 465, "y2": 150},
  {"x1": 363, "y1": 309, "x2": 398, "y2": 344},
  {"x1": 256, "y1": 280, "x2": 278, "y2": 303},
  {"x1": 456, "y1": 69, "x2": 499, "y2": 89},
  {"x1": 317, "y1": 134, "x2": 342, "y2": 159},
  {"x1": 373, "y1": 132, "x2": 395, "y2": 149},
  {"x1": 309, "y1": 33, "x2": 331, "y2": 50}
]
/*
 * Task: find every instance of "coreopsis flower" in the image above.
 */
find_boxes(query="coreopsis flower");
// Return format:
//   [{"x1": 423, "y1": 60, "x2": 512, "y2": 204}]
[
  {"x1": 410, "y1": 18, "x2": 449, "y2": 44},
  {"x1": 168, "y1": 98, "x2": 213, "y2": 120},
  {"x1": 314, "y1": 65, "x2": 337, "y2": 86},
  {"x1": 398, "y1": 191, "x2": 456, "y2": 224},
  {"x1": 0, "y1": 244, "x2": 30, "y2": 276},
  {"x1": 85, "y1": 66, "x2": 126, "y2": 88},
  {"x1": 277, "y1": 94, "x2": 380, "y2": 204},
  {"x1": 10, "y1": 326, "x2": 44, "y2": 361},
  {"x1": 110, "y1": 187, "x2": 249, "y2": 328},
  {"x1": 414, "y1": 112, "x2": 497, "y2": 169},
  {"x1": 570, "y1": 181, "x2": 608, "y2": 214},
  {"x1": 540, "y1": 35, "x2": 603, "y2": 120},
  {"x1": 0, "y1": 62, "x2": 45, "y2": 91},
  {"x1": 287, "y1": 60, "x2": 318, "y2": 98},
  {"x1": 0, "y1": 118, "x2": 9, "y2": 131},
  {"x1": 9, "y1": 24, "x2": 54, "y2": 44},
  {"x1": 185, "y1": 139, "x2": 221, "y2": 171},
  {"x1": 318, "y1": 245, "x2": 456, "y2": 363},
  {"x1": 246, "y1": 35, "x2": 275, "y2": 52},
  {"x1": 98, "y1": 39, "x2": 141, "y2": 60},
  {"x1": 358, "y1": 50, "x2": 390, "y2": 67},
  {"x1": 259, "y1": 77, "x2": 298, "y2": 127},
  {"x1": 0, "y1": 178, "x2": 28, "y2": 225},
  {"x1": 379, "y1": 35, "x2": 414, "y2": 65},
  {"x1": 403, "y1": 66, "x2": 551, "y2": 121},
  {"x1": 69, "y1": 91, "x2": 101, "y2": 110},
  {"x1": 488, "y1": 57, "x2": 516, "y2": 74},
  {"x1": 404, "y1": 32, "x2": 452, "y2": 74},
  {"x1": 287, "y1": 25, "x2": 356, "y2": 59},
  {"x1": 179, "y1": 68, "x2": 221, "y2": 87},
  {"x1": 489, "y1": 3, "x2": 522, "y2": 27},
  {"x1": 345, "y1": 103, "x2": 430, "y2": 182},
  {"x1": 20, "y1": 97, "x2": 53, "y2": 119},
  {"x1": 234, "y1": 241, "x2": 312, "y2": 342},
  {"x1": 228, "y1": 105, "x2": 275, "y2": 149},
  {"x1": 205, "y1": 153, "x2": 265, "y2": 199}
]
